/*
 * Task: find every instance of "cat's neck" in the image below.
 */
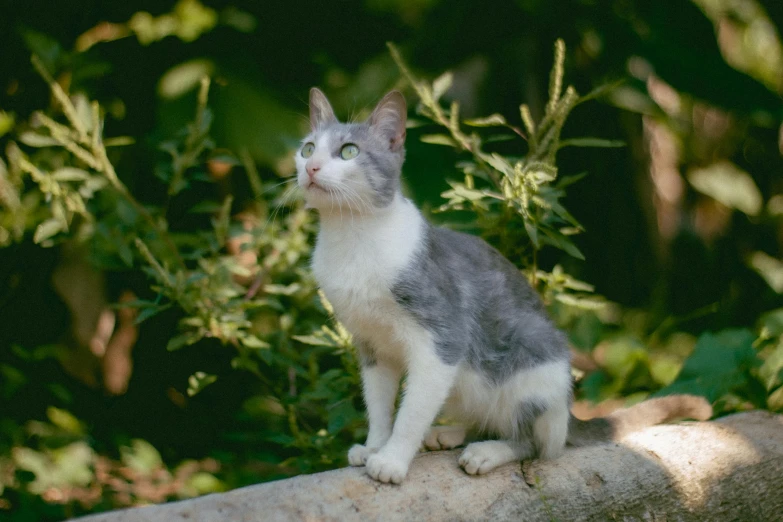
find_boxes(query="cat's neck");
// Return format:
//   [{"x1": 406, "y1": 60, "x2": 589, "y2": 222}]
[{"x1": 316, "y1": 192, "x2": 420, "y2": 237}]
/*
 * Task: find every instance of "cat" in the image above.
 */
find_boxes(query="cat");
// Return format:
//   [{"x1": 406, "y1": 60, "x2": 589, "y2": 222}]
[{"x1": 295, "y1": 87, "x2": 712, "y2": 484}]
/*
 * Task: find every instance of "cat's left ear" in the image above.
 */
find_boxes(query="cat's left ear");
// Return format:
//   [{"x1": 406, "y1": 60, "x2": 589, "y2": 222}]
[
  {"x1": 369, "y1": 91, "x2": 407, "y2": 152},
  {"x1": 310, "y1": 87, "x2": 337, "y2": 131}
]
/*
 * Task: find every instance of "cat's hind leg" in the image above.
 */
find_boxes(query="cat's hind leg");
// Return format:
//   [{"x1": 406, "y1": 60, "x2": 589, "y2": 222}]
[
  {"x1": 423, "y1": 425, "x2": 467, "y2": 450},
  {"x1": 459, "y1": 439, "x2": 535, "y2": 475},
  {"x1": 533, "y1": 400, "x2": 569, "y2": 460},
  {"x1": 458, "y1": 400, "x2": 542, "y2": 475}
]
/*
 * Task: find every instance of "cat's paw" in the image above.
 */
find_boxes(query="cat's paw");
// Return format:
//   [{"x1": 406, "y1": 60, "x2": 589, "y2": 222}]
[
  {"x1": 458, "y1": 441, "x2": 517, "y2": 475},
  {"x1": 423, "y1": 425, "x2": 466, "y2": 451},
  {"x1": 348, "y1": 444, "x2": 376, "y2": 466},
  {"x1": 365, "y1": 451, "x2": 409, "y2": 484}
]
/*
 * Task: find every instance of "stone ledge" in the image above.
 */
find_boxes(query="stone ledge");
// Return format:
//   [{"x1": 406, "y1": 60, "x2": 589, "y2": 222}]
[{"x1": 78, "y1": 411, "x2": 783, "y2": 522}]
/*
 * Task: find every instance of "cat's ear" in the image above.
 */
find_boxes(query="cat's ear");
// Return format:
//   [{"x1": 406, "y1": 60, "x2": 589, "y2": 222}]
[
  {"x1": 309, "y1": 87, "x2": 337, "y2": 131},
  {"x1": 369, "y1": 91, "x2": 407, "y2": 152}
]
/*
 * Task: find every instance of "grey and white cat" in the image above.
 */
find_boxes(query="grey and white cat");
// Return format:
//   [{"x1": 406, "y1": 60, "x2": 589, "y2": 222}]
[{"x1": 295, "y1": 88, "x2": 711, "y2": 484}]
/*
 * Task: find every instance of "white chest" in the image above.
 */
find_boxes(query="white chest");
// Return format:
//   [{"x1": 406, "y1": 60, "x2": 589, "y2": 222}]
[{"x1": 311, "y1": 198, "x2": 424, "y2": 349}]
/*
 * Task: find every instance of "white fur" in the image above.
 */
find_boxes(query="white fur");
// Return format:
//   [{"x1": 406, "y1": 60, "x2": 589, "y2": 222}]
[
  {"x1": 447, "y1": 360, "x2": 572, "y2": 440},
  {"x1": 313, "y1": 195, "x2": 425, "y2": 367}
]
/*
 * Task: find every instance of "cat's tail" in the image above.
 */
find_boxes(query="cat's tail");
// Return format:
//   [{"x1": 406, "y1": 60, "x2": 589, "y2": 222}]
[{"x1": 566, "y1": 394, "x2": 712, "y2": 446}]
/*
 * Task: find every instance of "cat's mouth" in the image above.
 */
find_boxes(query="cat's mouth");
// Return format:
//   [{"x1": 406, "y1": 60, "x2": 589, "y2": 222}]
[{"x1": 306, "y1": 181, "x2": 328, "y2": 193}]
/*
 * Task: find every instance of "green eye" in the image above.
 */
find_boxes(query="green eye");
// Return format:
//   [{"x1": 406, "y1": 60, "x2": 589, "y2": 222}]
[
  {"x1": 301, "y1": 142, "x2": 315, "y2": 158},
  {"x1": 340, "y1": 144, "x2": 359, "y2": 160}
]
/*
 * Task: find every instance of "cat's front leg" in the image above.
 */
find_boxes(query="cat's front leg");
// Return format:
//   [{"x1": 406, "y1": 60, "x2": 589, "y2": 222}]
[
  {"x1": 348, "y1": 352, "x2": 401, "y2": 467},
  {"x1": 365, "y1": 343, "x2": 457, "y2": 484}
]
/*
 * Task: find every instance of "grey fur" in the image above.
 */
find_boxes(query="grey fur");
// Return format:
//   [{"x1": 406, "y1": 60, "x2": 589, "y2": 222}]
[
  {"x1": 353, "y1": 336, "x2": 377, "y2": 367},
  {"x1": 516, "y1": 400, "x2": 547, "y2": 444},
  {"x1": 392, "y1": 224, "x2": 569, "y2": 384},
  {"x1": 314, "y1": 122, "x2": 402, "y2": 207}
]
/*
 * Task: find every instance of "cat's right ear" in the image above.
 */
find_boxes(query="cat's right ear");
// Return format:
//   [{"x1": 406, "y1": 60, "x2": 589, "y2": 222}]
[{"x1": 309, "y1": 87, "x2": 337, "y2": 131}]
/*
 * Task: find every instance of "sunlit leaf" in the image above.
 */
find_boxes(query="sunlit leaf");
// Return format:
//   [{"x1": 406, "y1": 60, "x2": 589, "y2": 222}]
[
  {"x1": 420, "y1": 134, "x2": 456, "y2": 147},
  {"x1": 240, "y1": 335, "x2": 270, "y2": 349},
  {"x1": 121, "y1": 439, "x2": 163, "y2": 475},
  {"x1": 431, "y1": 72, "x2": 453, "y2": 101},
  {"x1": 158, "y1": 59, "x2": 215, "y2": 99},
  {"x1": 749, "y1": 251, "x2": 783, "y2": 293},
  {"x1": 18, "y1": 131, "x2": 59, "y2": 147},
  {"x1": 52, "y1": 167, "x2": 91, "y2": 181},
  {"x1": 464, "y1": 114, "x2": 507, "y2": 127},
  {"x1": 688, "y1": 161, "x2": 762, "y2": 216},
  {"x1": 187, "y1": 371, "x2": 218, "y2": 397},
  {"x1": 33, "y1": 218, "x2": 63, "y2": 243},
  {"x1": 46, "y1": 407, "x2": 85, "y2": 435},
  {"x1": 292, "y1": 334, "x2": 334, "y2": 347}
]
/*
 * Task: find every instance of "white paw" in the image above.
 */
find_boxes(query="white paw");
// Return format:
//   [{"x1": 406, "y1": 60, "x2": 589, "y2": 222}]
[
  {"x1": 423, "y1": 425, "x2": 466, "y2": 450},
  {"x1": 365, "y1": 451, "x2": 409, "y2": 484},
  {"x1": 458, "y1": 441, "x2": 517, "y2": 475},
  {"x1": 348, "y1": 444, "x2": 376, "y2": 466}
]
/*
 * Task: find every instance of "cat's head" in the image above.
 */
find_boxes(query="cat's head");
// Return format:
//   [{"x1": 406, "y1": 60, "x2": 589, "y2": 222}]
[{"x1": 295, "y1": 88, "x2": 407, "y2": 214}]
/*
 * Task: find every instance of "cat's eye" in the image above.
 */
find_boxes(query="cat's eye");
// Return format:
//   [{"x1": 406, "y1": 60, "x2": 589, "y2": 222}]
[
  {"x1": 340, "y1": 144, "x2": 359, "y2": 160},
  {"x1": 301, "y1": 142, "x2": 315, "y2": 158}
]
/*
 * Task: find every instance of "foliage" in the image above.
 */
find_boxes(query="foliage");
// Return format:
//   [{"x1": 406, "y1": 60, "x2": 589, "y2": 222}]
[
  {"x1": 1, "y1": 0, "x2": 783, "y2": 519},
  {"x1": 389, "y1": 40, "x2": 609, "y2": 308}
]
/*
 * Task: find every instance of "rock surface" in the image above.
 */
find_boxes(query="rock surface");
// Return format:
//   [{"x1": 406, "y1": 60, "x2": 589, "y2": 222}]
[{"x1": 79, "y1": 411, "x2": 783, "y2": 521}]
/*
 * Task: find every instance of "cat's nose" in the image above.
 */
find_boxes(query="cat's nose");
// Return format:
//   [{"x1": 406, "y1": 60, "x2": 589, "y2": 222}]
[{"x1": 306, "y1": 164, "x2": 321, "y2": 180}]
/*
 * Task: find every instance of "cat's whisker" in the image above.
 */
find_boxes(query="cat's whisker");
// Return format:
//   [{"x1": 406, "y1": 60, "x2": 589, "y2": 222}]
[{"x1": 259, "y1": 183, "x2": 301, "y2": 236}]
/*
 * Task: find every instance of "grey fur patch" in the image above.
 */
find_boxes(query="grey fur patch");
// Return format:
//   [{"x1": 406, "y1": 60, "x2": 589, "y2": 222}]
[
  {"x1": 516, "y1": 400, "x2": 547, "y2": 443},
  {"x1": 318, "y1": 122, "x2": 403, "y2": 208},
  {"x1": 391, "y1": 224, "x2": 570, "y2": 384},
  {"x1": 353, "y1": 337, "x2": 377, "y2": 367}
]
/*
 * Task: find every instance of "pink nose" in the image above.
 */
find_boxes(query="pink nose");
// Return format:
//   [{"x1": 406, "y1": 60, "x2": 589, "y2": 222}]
[{"x1": 306, "y1": 164, "x2": 320, "y2": 181}]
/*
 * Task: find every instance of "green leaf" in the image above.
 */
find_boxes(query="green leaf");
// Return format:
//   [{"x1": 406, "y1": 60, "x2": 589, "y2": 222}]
[
  {"x1": 541, "y1": 228, "x2": 585, "y2": 260},
  {"x1": 187, "y1": 371, "x2": 218, "y2": 397},
  {"x1": 134, "y1": 303, "x2": 172, "y2": 325},
  {"x1": 33, "y1": 218, "x2": 64, "y2": 243},
  {"x1": 327, "y1": 400, "x2": 361, "y2": 434},
  {"x1": 523, "y1": 220, "x2": 539, "y2": 248},
  {"x1": 240, "y1": 334, "x2": 270, "y2": 349},
  {"x1": 656, "y1": 329, "x2": 759, "y2": 402},
  {"x1": 558, "y1": 138, "x2": 625, "y2": 149},
  {"x1": 464, "y1": 114, "x2": 507, "y2": 127},
  {"x1": 420, "y1": 134, "x2": 457, "y2": 147},
  {"x1": 104, "y1": 136, "x2": 135, "y2": 147},
  {"x1": 759, "y1": 308, "x2": 783, "y2": 339},
  {"x1": 292, "y1": 334, "x2": 335, "y2": 347},
  {"x1": 687, "y1": 161, "x2": 762, "y2": 216},
  {"x1": 167, "y1": 332, "x2": 202, "y2": 351},
  {"x1": 0, "y1": 111, "x2": 14, "y2": 138},
  {"x1": 46, "y1": 407, "x2": 85, "y2": 435},
  {"x1": 759, "y1": 340, "x2": 783, "y2": 391}
]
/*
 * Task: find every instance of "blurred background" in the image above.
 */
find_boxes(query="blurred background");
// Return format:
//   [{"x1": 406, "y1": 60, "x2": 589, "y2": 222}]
[{"x1": 1, "y1": 0, "x2": 782, "y2": 519}]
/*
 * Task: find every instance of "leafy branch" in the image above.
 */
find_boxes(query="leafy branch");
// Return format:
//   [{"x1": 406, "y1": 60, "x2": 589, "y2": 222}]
[{"x1": 389, "y1": 39, "x2": 616, "y2": 304}]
